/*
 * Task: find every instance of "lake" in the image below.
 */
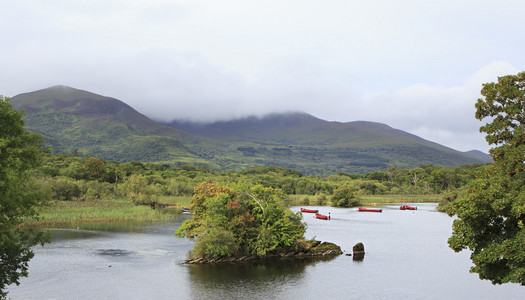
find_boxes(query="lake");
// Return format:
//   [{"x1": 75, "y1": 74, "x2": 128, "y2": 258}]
[{"x1": 7, "y1": 204, "x2": 523, "y2": 299}]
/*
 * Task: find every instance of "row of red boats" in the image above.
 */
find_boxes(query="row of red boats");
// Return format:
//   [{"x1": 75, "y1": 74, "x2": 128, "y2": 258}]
[
  {"x1": 300, "y1": 208, "x2": 330, "y2": 220},
  {"x1": 301, "y1": 204, "x2": 417, "y2": 217}
]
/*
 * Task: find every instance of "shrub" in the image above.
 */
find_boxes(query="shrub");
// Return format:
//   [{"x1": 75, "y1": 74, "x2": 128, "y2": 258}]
[
  {"x1": 51, "y1": 176, "x2": 81, "y2": 200},
  {"x1": 119, "y1": 174, "x2": 158, "y2": 206},
  {"x1": 331, "y1": 185, "x2": 359, "y2": 207}
]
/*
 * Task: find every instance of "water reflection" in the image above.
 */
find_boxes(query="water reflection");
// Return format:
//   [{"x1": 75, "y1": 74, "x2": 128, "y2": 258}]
[
  {"x1": 187, "y1": 257, "x2": 333, "y2": 299},
  {"x1": 7, "y1": 204, "x2": 523, "y2": 300}
]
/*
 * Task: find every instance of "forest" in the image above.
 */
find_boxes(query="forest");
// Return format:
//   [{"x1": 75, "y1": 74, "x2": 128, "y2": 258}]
[{"x1": 22, "y1": 152, "x2": 486, "y2": 223}]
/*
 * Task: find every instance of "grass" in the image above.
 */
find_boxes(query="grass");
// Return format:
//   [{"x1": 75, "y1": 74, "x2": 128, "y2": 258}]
[
  {"x1": 19, "y1": 198, "x2": 186, "y2": 228},
  {"x1": 285, "y1": 194, "x2": 442, "y2": 207},
  {"x1": 359, "y1": 194, "x2": 441, "y2": 204},
  {"x1": 158, "y1": 195, "x2": 192, "y2": 206},
  {"x1": 284, "y1": 194, "x2": 330, "y2": 206}
]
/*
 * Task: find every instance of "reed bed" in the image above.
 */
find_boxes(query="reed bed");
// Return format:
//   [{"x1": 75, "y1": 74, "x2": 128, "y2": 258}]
[
  {"x1": 20, "y1": 200, "x2": 174, "y2": 228},
  {"x1": 359, "y1": 194, "x2": 441, "y2": 204},
  {"x1": 158, "y1": 196, "x2": 192, "y2": 206},
  {"x1": 285, "y1": 194, "x2": 441, "y2": 207}
]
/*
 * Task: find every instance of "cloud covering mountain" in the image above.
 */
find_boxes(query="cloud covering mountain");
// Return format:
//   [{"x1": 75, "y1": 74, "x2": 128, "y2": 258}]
[{"x1": 2, "y1": 1, "x2": 524, "y2": 153}]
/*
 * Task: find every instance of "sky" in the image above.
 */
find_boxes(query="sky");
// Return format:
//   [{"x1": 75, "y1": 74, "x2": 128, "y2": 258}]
[{"x1": 1, "y1": 0, "x2": 524, "y2": 153}]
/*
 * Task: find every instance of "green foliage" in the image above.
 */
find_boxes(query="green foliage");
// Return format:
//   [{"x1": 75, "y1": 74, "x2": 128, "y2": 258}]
[
  {"x1": 0, "y1": 95, "x2": 48, "y2": 297},
  {"x1": 447, "y1": 72, "x2": 525, "y2": 285},
  {"x1": 30, "y1": 151, "x2": 487, "y2": 207},
  {"x1": 331, "y1": 185, "x2": 359, "y2": 207},
  {"x1": 84, "y1": 157, "x2": 106, "y2": 180},
  {"x1": 317, "y1": 194, "x2": 327, "y2": 205},
  {"x1": 50, "y1": 176, "x2": 81, "y2": 201},
  {"x1": 192, "y1": 227, "x2": 239, "y2": 259},
  {"x1": 119, "y1": 174, "x2": 158, "y2": 206},
  {"x1": 175, "y1": 182, "x2": 306, "y2": 258}
]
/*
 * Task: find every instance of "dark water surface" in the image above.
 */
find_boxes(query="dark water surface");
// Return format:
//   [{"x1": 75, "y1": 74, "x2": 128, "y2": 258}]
[{"x1": 7, "y1": 204, "x2": 523, "y2": 299}]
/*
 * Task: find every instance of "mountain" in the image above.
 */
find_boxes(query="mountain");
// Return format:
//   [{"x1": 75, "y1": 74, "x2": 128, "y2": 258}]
[
  {"x1": 10, "y1": 86, "x2": 215, "y2": 166},
  {"x1": 164, "y1": 113, "x2": 492, "y2": 171},
  {"x1": 465, "y1": 150, "x2": 492, "y2": 162},
  {"x1": 168, "y1": 112, "x2": 443, "y2": 146},
  {"x1": 11, "y1": 86, "x2": 491, "y2": 175}
]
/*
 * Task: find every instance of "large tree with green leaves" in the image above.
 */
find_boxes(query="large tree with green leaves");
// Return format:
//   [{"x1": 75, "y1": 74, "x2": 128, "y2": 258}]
[
  {"x1": 447, "y1": 72, "x2": 525, "y2": 285},
  {"x1": 0, "y1": 95, "x2": 48, "y2": 297}
]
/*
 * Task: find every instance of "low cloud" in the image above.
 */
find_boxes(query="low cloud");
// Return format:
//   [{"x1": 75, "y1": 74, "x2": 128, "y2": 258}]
[{"x1": 347, "y1": 61, "x2": 518, "y2": 152}]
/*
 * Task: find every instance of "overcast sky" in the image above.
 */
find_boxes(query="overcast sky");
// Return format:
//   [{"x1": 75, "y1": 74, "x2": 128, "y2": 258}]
[{"x1": 2, "y1": 0, "x2": 524, "y2": 153}]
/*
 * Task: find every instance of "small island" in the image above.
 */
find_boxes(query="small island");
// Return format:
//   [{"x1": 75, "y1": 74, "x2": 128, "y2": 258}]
[{"x1": 175, "y1": 182, "x2": 342, "y2": 264}]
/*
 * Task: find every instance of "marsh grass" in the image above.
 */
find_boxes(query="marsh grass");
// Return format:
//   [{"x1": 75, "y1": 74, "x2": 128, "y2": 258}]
[
  {"x1": 20, "y1": 199, "x2": 175, "y2": 228},
  {"x1": 285, "y1": 194, "x2": 331, "y2": 206},
  {"x1": 158, "y1": 195, "x2": 192, "y2": 206},
  {"x1": 285, "y1": 194, "x2": 441, "y2": 207},
  {"x1": 359, "y1": 194, "x2": 441, "y2": 204}
]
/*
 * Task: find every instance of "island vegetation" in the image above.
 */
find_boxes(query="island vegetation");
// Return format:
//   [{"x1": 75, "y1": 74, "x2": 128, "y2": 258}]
[{"x1": 173, "y1": 182, "x2": 332, "y2": 261}]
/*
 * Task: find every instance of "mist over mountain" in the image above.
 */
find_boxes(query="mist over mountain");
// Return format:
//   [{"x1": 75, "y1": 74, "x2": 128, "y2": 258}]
[{"x1": 11, "y1": 86, "x2": 491, "y2": 175}]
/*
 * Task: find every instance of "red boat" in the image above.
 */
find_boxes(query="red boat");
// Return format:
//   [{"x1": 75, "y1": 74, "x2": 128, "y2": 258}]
[
  {"x1": 358, "y1": 207, "x2": 382, "y2": 213},
  {"x1": 301, "y1": 208, "x2": 319, "y2": 213},
  {"x1": 400, "y1": 205, "x2": 417, "y2": 210},
  {"x1": 315, "y1": 213, "x2": 330, "y2": 220}
]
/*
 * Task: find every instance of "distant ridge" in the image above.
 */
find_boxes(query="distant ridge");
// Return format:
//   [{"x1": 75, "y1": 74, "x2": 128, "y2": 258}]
[
  {"x1": 465, "y1": 150, "x2": 492, "y2": 162},
  {"x1": 165, "y1": 112, "x2": 489, "y2": 160},
  {"x1": 167, "y1": 112, "x2": 445, "y2": 147},
  {"x1": 164, "y1": 112, "x2": 492, "y2": 173},
  {"x1": 11, "y1": 86, "x2": 491, "y2": 175}
]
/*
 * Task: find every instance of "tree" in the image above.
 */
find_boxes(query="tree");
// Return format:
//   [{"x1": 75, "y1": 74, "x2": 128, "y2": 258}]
[
  {"x1": 175, "y1": 182, "x2": 306, "y2": 258},
  {"x1": 446, "y1": 72, "x2": 525, "y2": 285},
  {"x1": 119, "y1": 174, "x2": 158, "y2": 206},
  {"x1": 331, "y1": 184, "x2": 359, "y2": 207},
  {"x1": 0, "y1": 95, "x2": 48, "y2": 297},
  {"x1": 84, "y1": 157, "x2": 106, "y2": 180}
]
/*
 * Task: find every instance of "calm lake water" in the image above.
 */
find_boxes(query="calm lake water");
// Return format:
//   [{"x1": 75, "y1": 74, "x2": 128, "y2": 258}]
[{"x1": 7, "y1": 204, "x2": 523, "y2": 299}]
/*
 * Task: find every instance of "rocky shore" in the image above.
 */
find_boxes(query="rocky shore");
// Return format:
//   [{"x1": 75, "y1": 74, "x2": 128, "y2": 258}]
[{"x1": 184, "y1": 241, "x2": 343, "y2": 264}]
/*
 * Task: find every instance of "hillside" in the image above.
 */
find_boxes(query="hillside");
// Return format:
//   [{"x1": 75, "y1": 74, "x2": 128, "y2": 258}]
[
  {"x1": 11, "y1": 86, "x2": 490, "y2": 175},
  {"x1": 165, "y1": 113, "x2": 491, "y2": 170},
  {"x1": 10, "y1": 86, "x2": 215, "y2": 166},
  {"x1": 168, "y1": 113, "x2": 423, "y2": 146},
  {"x1": 465, "y1": 150, "x2": 492, "y2": 162}
]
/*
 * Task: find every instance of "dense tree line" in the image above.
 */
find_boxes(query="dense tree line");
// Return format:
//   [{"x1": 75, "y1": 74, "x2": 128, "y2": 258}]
[{"x1": 28, "y1": 152, "x2": 486, "y2": 208}]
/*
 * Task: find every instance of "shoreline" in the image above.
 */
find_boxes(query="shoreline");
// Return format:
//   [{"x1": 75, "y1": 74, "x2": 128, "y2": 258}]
[{"x1": 184, "y1": 242, "x2": 343, "y2": 264}]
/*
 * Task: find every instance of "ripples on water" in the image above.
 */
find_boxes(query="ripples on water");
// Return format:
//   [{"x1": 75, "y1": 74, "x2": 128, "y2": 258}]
[{"x1": 7, "y1": 205, "x2": 523, "y2": 299}]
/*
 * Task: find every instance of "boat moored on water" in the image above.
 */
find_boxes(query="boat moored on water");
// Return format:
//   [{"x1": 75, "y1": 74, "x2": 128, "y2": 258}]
[
  {"x1": 400, "y1": 205, "x2": 417, "y2": 210},
  {"x1": 315, "y1": 213, "x2": 330, "y2": 220},
  {"x1": 301, "y1": 208, "x2": 319, "y2": 213},
  {"x1": 358, "y1": 207, "x2": 382, "y2": 213}
]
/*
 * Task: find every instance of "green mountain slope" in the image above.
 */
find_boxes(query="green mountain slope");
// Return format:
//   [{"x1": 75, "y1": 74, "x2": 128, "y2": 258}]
[
  {"x1": 165, "y1": 112, "x2": 491, "y2": 171},
  {"x1": 11, "y1": 86, "x2": 213, "y2": 166},
  {"x1": 168, "y1": 112, "x2": 436, "y2": 146},
  {"x1": 11, "y1": 86, "x2": 490, "y2": 175}
]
